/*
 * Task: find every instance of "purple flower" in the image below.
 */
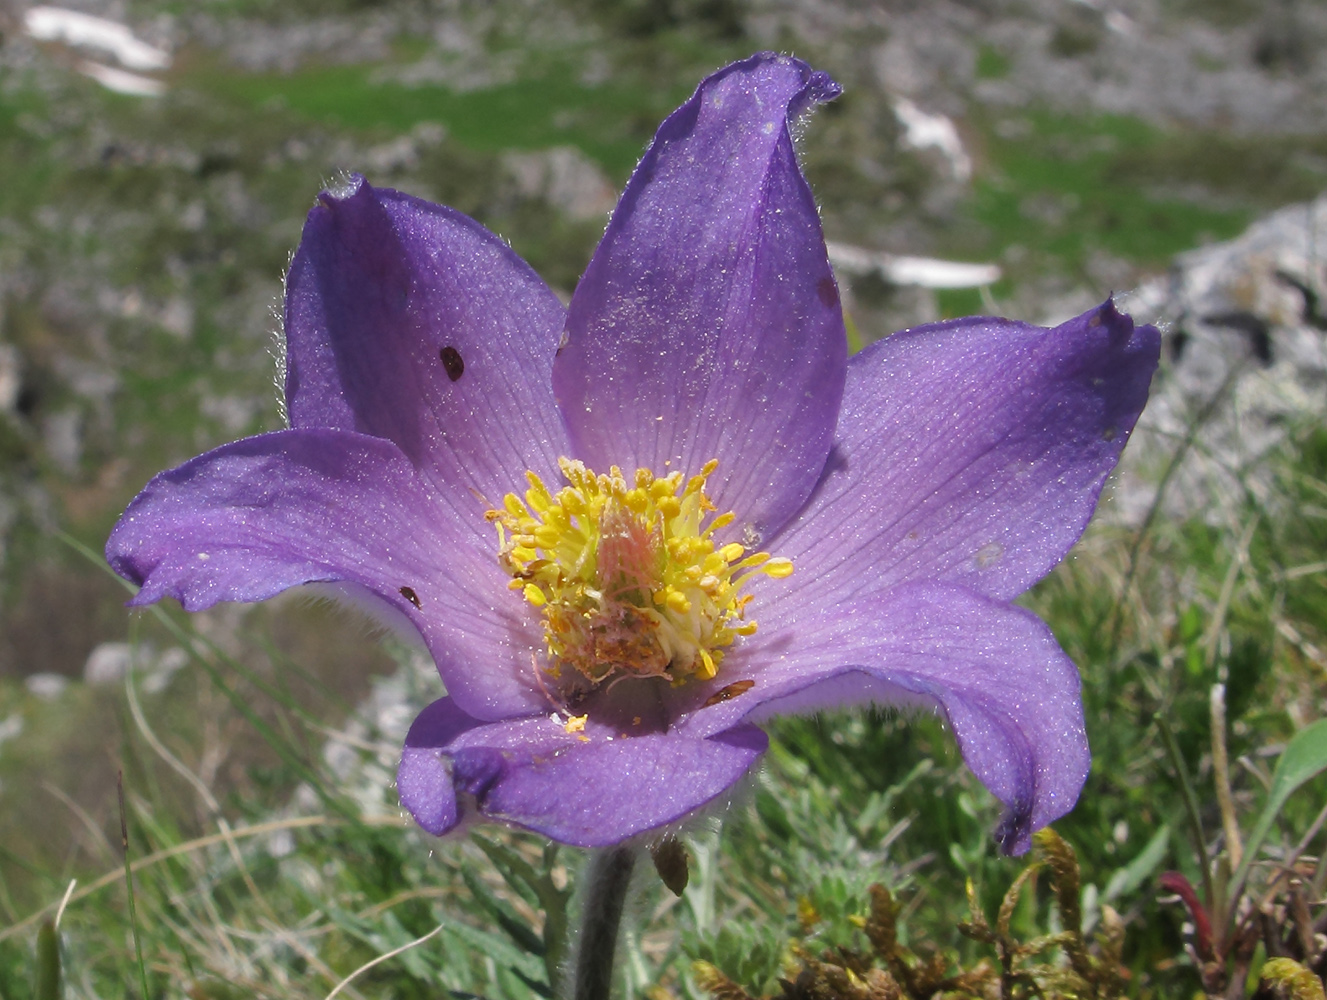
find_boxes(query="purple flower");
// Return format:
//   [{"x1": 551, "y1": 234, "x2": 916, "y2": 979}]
[{"x1": 106, "y1": 53, "x2": 1159, "y2": 855}]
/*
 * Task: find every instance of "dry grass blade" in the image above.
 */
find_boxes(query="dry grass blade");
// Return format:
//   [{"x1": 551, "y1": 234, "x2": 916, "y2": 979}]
[{"x1": 0, "y1": 814, "x2": 408, "y2": 944}]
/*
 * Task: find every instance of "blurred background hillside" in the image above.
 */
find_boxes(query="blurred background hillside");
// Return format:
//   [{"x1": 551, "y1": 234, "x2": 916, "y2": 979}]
[{"x1": 1, "y1": 1, "x2": 1326, "y2": 995}]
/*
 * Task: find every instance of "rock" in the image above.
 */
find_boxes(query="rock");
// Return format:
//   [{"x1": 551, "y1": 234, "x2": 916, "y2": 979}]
[
  {"x1": 83, "y1": 641, "x2": 188, "y2": 691},
  {"x1": 83, "y1": 640, "x2": 133, "y2": 685},
  {"x1": 26, "y1": 672, "x2": 69, "y2": 699},
  {"x1": 0, "y1": 713, "x2": 23, "y2": 749},
  {"x1": 142, "y1": 646, "x2": 187, "y2": 694},
  {"x1": 503, "y1": 147, "x2": 617, "y2": 222},
  {"x1": 1112, "y1": 193, "x2": 1327, "y2": 525}
]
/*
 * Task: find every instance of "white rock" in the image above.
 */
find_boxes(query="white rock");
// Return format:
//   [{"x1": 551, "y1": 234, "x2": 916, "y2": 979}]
[
  {"x1": 892, "y1": 97, "x2": 972, "y2": 182},
  {"x1": 84, "y1": 642, "x2": 134, "y2": 685},
  {"x1": 1113, "y1": 194, "x2": 1327, "y2": 526},
  {"x1": 26, "y1": 673, "x2": 69, "y2": 699},
  {"x1": 142, "y1": 647, "x2": 188, "y2": 694},
  {"x1": 25, "y1": 7, "x2": 170, "y2": 71},
  {"x1": 827, "y1": 242, "x2": 1001, "y2": 289},
  {"x1": 0, "y1": 714, "x2": 23, "y2": 748},
  {"x1": 76, "y1": 61, "x2": 166, "y2": 97}
]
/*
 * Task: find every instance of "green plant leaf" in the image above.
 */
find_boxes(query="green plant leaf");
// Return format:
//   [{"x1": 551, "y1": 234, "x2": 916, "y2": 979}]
[
  {"x1": 1249, "y1": 719, "x2": 1327, "y2": 856},
  {"x1": 1232, "y1": 718, "x2": 1327, "y2": 903}
]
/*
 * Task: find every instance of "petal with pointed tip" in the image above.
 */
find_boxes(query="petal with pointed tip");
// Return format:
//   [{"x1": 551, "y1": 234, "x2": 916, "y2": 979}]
[
  {"x1": 554, "y1": 53, "x2": 845, "y2": 543},
  {"x1": 769, "y1": 300, "x2": 1159, "y2": 609},
  {"x1": 285, "y1": 175, "x2": 569, "y2": 530},
  {"x1": 105, "y1": 429, "x2": 545, "y2": 720}
]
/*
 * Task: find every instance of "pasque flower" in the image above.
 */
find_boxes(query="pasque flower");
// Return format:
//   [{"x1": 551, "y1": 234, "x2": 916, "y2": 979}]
[{"x1": 107, "y1": 53, "x2": 1158, "y2": 855}]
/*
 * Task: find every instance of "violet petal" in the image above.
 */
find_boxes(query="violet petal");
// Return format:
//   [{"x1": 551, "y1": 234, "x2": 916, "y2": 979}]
[
  {"x1": 105, "y1": 429, "x2": 546, "y2": 720},
  {"x1": 285, "y1": 174, "x2": 569, "y2": 529},
  {"x1": 398, "y1": 697, "x2": 768, "y2": 845},
  {"x1": 680, "y1": 581, "x2": 1089, "y2": 855},
  {"x1": 553, "y1": 52, "x2": 845, "y2": 543},
  {"x1": 768, "y1": 300, "x2": 1159, "y2": 608}
]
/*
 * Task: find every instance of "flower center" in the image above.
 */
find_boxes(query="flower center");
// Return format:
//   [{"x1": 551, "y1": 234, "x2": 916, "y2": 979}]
[{"x1": 488, "y1": 458, "x2": 791, "y2": 690}]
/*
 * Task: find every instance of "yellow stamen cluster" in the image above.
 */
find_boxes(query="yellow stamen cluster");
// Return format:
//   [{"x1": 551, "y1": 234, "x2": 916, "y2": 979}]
[{"x1": 488, "y1": 458, "x2": 792, "y2": 688}]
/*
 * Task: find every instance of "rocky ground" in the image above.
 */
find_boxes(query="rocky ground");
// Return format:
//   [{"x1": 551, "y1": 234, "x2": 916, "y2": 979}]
[{"x1": 0, "y1": 0, "x2": 1324, "y2": 880}]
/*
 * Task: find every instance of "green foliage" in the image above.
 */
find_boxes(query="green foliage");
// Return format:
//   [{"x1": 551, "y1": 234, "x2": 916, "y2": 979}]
[
  {"x1": 1238, "y1": 719, "x2": 1327, "y2": 890},
  {"x1": 3, "y1": 5, "x2": 1327, "y2": 999},
  {"x1": 974, "y1": 45, "x2": 1012, "y2": 80},
  {"x1": 964, "y1": 110, "x2": 1257, "y2": 277},
  {"x1": 694, "y1": 830, "x2": 1130, "y2": 1000}
]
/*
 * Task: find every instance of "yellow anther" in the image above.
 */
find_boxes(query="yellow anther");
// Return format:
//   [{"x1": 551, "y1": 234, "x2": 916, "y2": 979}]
[
  {"x1": 558, "y1": 488, "x2": 585, "y2": 514},
  {"x1": 665, "y1": 590, "x2": 691, "y2": 614},
  {"x1": 698, "y1": 649, "x2": 718, "y2": 680},
  {"x1": 564, "y1": 713, "x2": 588, "y2": 734},
  {"x1": 718, "y1": 542, "x2": 745, "y2": 563},
  {"x1": 487, "y1": 458, "x2": 791, "y2": 689}
]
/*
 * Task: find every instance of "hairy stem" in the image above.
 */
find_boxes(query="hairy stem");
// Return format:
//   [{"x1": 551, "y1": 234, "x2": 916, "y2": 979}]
[{"x1": 573, "y1": 845, "x2": 637, "y2": 1000}]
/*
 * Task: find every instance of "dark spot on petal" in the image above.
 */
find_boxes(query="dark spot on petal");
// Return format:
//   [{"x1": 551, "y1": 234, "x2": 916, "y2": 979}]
[
  {"x1": 439, "y1": 346, "x2": 465, "y2": 381},
  {"x1": 399, "y1": 586, "x2": 421, "y2": 609},
  {"x1": 816, "y1": 276, "x2": 839, "y2": 308},
  {"x1": 702, "y1": 679, "x2": 754, "y2": 707},
  {"x1": 1102, "y1": 425, "x2": 1118, "y2": 442}
]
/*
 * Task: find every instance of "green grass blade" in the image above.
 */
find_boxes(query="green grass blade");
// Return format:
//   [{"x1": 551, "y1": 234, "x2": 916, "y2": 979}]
[
  {"x1": 1156, "y1": 715, "x2": 1214, "y2": 908},
  {"x1": 34, "y1": 920, "x2": 60, "y2": 1000},
  {"x1": 119, "y1": 773, "x2": 151, "y2": 1000}
]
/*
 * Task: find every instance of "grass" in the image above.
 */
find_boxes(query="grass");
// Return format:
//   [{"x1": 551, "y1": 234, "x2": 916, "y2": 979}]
[
  {"x1": 182, "y1": 54, "x2": 664, "y2": 179},
  {"x1": 2, "y1": 401, "x2": 1324, "y2": 997},
  {"x1": 954, "y1": 110, "x2": 1327, "y2": 282},
  {"x1": 2, "y1": 6, "x2": 1327, "y2": 997}
]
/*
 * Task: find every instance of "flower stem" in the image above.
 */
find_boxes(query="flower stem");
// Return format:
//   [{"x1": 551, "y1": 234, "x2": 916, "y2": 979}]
[{"x1": 572, "y1": 845, "x2": 637, "y2": 1000}]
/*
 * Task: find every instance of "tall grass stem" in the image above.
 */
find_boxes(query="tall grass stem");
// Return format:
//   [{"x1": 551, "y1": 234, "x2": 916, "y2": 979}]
[
  {"x1": 118, "y1": 772, "x2": 151, "y2": 1000},
  {"x1": 1157, "y1": 715, "x2": 1216, "y2": 909}
]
